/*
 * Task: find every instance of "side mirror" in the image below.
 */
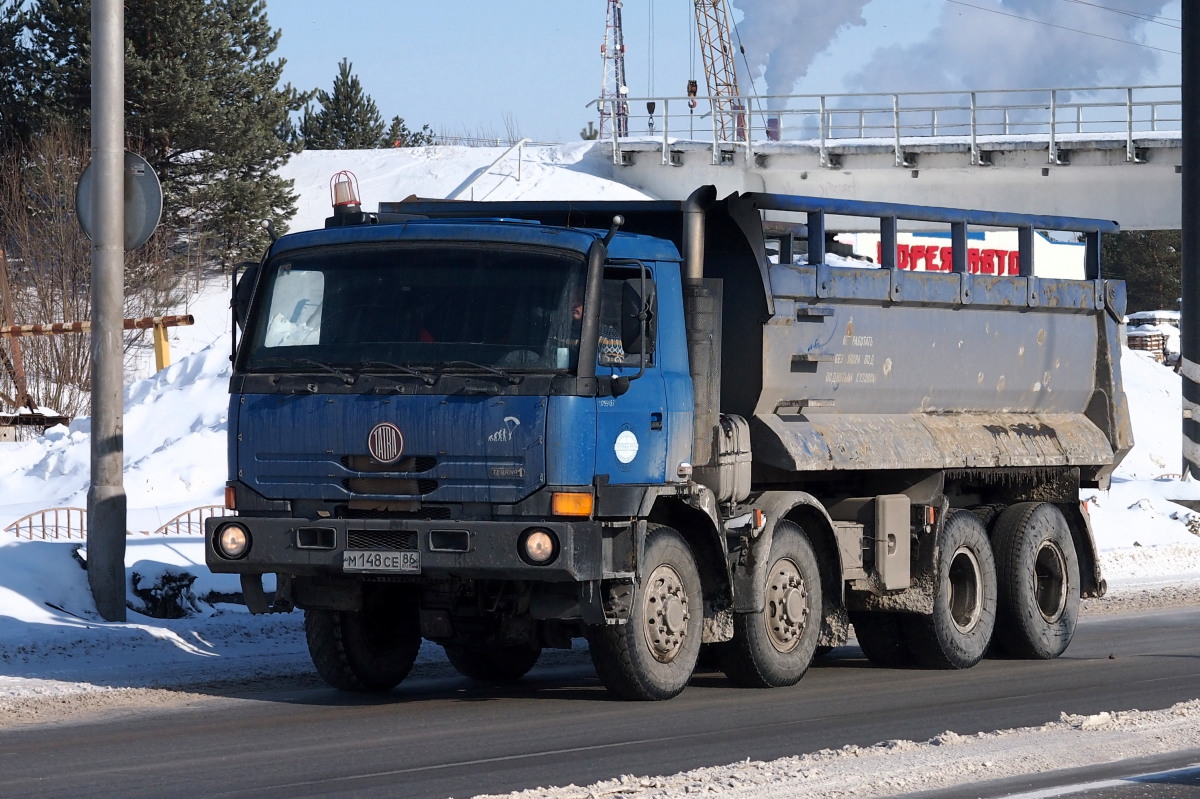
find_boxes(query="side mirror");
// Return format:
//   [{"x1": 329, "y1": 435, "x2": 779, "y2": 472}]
[
  {"x1": 233, "y1": 261, "x2": 259, "y2": 331},
  {"x1": 620, "y1": 277, "x2": 656, "y2": 355}
]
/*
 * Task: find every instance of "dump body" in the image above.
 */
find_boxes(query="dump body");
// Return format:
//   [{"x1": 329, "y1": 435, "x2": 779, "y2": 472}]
[
  {"x1": 207, "y1": 186, "x2": 1130, "y2": 699},
  {"x1": 754, "y1": 260, "x2": 1127, "y2": 477}
]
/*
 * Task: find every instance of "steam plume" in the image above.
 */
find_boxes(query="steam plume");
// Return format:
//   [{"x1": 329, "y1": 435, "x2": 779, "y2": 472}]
[{"x1": 729, "y1": 0, "x2": 872, "y2": 99}]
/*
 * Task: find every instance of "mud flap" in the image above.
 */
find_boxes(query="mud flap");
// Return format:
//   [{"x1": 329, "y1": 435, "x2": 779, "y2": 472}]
[
  {"x1": 729, "y1": 492, "x2": 841, "y2": 615},
  {"x1": 240, "y1": 573, "x2": 294, "y2": 614},
  {"x1": 582, "y1": 579, "x2": 619, "y2": 625}
]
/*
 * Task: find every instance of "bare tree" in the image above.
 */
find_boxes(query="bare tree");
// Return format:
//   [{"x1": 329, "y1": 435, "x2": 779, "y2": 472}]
[{"x1": 0, "y1": 124, "x2": 186, "y2": 420}]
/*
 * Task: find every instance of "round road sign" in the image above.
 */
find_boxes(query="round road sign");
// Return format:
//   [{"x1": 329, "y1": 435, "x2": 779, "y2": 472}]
[{"x1": 76, "y1": 151, "x2": 163, "y2": 251}]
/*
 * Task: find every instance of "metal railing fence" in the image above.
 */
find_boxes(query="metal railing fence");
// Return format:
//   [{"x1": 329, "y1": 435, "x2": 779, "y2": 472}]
[
  {"x1": 590, "y1": 85, "x2": 1181, "y2": 168},
  {"x1": 6, "y1": 504, "x2": 225, "y2": 540}
]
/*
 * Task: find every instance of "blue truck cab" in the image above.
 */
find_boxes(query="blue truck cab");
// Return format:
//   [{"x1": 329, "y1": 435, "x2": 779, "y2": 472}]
[{"x1": 208, "y1": 186, "x2": 1130, "y2": 700}]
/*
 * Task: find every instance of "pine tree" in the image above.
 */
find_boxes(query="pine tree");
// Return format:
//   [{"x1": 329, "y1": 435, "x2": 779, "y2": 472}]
[
  {"x1": 0, "y1": 0, "x2": 29, "y2": 143},
  {"x1": 1102, "y1": 230, "x2": 1181, "y2": 313},
  {"x1": 383, "y1": 115, "x2": 434, "y2": 148},
  {"x1": 25, "y1": 0, "x2": 308, "y2": 261},
  {"x1": 301, "y1": 59, "x2": 386, "y2": 149}
]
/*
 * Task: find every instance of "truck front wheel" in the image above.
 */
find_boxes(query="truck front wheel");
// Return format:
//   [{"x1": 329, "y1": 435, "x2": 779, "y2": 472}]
[
  {"x1": 904, "y1": 510, "x2": 997, "y2": 669},
  {"x1": 991, "y1": 502, "x2": 1080, "y2": 659},
  {"x1": 721, "y1": 521, "x2": 822, "y2": 687},
  {"x1": 587, "y1": 525, "x2": 702, "y2": 700},
  {"x1": 304, "y1": 585, "x2": 422, "y2": 692}
]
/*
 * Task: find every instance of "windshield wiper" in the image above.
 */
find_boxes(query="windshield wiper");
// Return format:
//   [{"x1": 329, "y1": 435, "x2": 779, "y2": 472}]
[
  {"x1": 254, "y1": 356, "x2": 354, "y2": 385},
  {"x1": 438, "y1": 360, "x2": 521, "y2": 385},
  {"x1": 358, "y1": 360, "x2": 436, "y2": 386}
]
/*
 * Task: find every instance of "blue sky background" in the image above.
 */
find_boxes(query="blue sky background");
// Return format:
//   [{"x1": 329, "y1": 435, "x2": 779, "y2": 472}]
[{"x1": 265, "y1": 0, "x2": 1183, "y2": 144}]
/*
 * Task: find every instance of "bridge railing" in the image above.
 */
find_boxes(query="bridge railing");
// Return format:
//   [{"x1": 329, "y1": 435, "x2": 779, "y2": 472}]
[{"x1": 592, "y1": 85, "x2": 1180, "y2": 168}]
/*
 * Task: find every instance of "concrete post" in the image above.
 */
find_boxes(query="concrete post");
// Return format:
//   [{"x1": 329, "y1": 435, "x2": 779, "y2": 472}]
[{"x1": 87, "y1": 0, "x2": 127, "y2": 621}]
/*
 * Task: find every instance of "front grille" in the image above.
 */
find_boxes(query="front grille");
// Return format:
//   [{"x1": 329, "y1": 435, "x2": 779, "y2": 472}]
[
  {"x1": 339, "y1": 506, "x2": 452, "y2": 520},
  {"x1": 347, "y1": 530, "x2": 418, "y2": 551},
  {"x1": 345, "y1": 477, "x2": 439, "y2": 496},
  {"x1": 342, "y1": 455, "x2": 437, "y2": 473}
]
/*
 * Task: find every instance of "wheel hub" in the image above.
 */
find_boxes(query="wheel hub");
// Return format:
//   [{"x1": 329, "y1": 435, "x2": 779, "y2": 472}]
[
  {"x1": 1035, "y1": 541, "x2": 1068, "y2": 622},
  {"x1": 947, "y1": 546, "x2": 983, "y2": 634},
  {"x1": 765, "y1": 558, "x2": 808, "y2": 653},
  {"x1": 643, "y1": 564, "x2": 691, "y2": 662}
]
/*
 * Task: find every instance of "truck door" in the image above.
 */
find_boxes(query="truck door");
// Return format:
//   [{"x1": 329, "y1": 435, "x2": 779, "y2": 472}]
[{"x1": 594, "y1": 264, "x2": 671, "y2": 485}]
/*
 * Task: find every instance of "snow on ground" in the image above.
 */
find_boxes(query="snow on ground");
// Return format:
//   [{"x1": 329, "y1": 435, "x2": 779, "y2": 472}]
[
  {"x1": 1, "y1": 143, "x2": 1198, "y2": 796},
  {"x1": 476, "y1": 702, "x2": 1200, "y2": 799}
]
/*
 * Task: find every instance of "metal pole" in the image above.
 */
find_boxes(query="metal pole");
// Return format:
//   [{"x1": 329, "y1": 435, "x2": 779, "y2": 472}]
[
  {"x1": 1126, "y1": 87, "x2": 1136, "y2": 163},
  {"x1": 1048, "y1": 89, "x2": 1058, "y2": 165},
  {"x1": 88, "y1": 0, "x2": 126, "y2": 621},
  {"x1": 1183, "y1": 2, "x2": 1200, "y2": 478},
  {"x1": 970, "y1": 92, "x2": 979, "y2": 165}
]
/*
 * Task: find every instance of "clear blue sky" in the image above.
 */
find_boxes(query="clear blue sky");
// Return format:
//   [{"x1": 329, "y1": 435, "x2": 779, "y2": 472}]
[{"x1": 265, "y1": 0, "x2": 1182, "y2": 144}]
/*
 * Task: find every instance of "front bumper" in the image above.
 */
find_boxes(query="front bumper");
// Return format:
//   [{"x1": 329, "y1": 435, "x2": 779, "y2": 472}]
[{"x1": 204, "y1": 515, "x2": 605, "y2": 582}]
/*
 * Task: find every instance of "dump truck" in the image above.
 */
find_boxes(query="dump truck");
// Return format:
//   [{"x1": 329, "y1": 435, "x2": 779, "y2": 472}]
[{"x1": 206, "y1": 183, "x2": 1131, "y2": 700}]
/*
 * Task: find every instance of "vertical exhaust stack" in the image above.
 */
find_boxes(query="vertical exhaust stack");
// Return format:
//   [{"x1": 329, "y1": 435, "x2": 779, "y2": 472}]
[{"x1": 682, "y1": 186, "x2": 721, "y2": 469}]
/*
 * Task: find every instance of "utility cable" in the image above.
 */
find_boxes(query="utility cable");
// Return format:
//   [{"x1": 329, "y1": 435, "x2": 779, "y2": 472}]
[
  {"x1": 1054, "y1": 0, "x2": 1180, "y2": 27},
  {"x1": 647, "y1": 0, "x2": 655, "y2": 95},
  {"x1": 688, "y1": 0, "x2": 697, "y2": 83},
  {"x1": 727, "y1": 5, "x2": 770, "y2": 129},
  {"x1": 945, "y1": 0, "x2": 1181, "y2": 54}
]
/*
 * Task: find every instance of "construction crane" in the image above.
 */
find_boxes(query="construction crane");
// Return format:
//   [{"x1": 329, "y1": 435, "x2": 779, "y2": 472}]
[
  {"x1": 693, "y1": 0, "x2": 743, "y2": 142},
  {"x1": 598, "y1": 0, "x2": 629, "y2": 138}
]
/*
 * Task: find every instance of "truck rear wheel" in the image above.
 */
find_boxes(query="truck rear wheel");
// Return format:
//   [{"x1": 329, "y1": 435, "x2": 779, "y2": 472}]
[
  {"x1": 904, "y1": 510, "x2": 997, "y2": 669},
  {"x1": 992, "y1": 502, "x2": 1080, "y2": 659},
  {"x1": 721, "y1": 521, "x2": 822, "y2": 688},
  {"x1": 304, "y1": 586, "x2": 422, "y2": 692},
  {"x1": 850, "y1": 611, "x2": 914, "y2": 668},
  {"x1": 587, "y1": 525, "x2": 702, "y2": 700},
  {"x1": 443, "y1": 642, "x2": 542, "y2": 684}
]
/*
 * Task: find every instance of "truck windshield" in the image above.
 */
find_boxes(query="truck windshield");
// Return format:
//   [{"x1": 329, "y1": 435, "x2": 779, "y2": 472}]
[{"x1": 241, "y1": 242, "x2": 588, "y2": 373}]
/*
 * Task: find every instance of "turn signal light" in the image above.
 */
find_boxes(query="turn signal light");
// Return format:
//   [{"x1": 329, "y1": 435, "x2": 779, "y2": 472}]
[{"x1": 552, "y1": 491, "x2": 594, "y2": 517}]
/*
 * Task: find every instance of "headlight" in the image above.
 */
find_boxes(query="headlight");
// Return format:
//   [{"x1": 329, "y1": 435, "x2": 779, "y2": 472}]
[
  {"x1": 216, "y1": 523, "x2": 250, "y2": 559},
  {"x1": 519, "y1": 528, "x2": 559, "y2": 566}
]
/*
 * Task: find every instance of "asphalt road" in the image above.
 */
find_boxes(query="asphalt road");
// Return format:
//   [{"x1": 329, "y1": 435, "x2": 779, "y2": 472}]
[{"x1": 1, "y1": 607, "x2": 1198, "y2": 799}]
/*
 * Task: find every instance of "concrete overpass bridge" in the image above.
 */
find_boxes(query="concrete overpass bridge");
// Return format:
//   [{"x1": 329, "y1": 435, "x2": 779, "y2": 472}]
[{"x1": 596, "y1": 85, "x2": 1180, "y2": 231}]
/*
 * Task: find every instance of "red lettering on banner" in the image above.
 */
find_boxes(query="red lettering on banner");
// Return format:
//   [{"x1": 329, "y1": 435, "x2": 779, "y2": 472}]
[
  {"x1": 982, "y1": 250, "x2": 997, "y2": 275},
  {"x1": 940, "y1": 247, "x2": 953, "y2": 272},
  {"x1": 868, "y1": 242, "x2": 1022, "y2": 274},
  {"x1": 918, "y1": 245, "x2": 933, "y2": 271}
]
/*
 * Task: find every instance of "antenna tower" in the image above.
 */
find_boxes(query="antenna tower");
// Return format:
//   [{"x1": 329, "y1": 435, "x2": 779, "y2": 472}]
[
  {"x1": 693, "y1": 0, "x2": 742, "y2": 141},
  {"x1": 599, "y1": 0, "x2": 629, "y2": 138}
]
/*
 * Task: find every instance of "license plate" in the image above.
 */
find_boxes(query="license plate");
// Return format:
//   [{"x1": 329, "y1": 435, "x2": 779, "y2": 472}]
[{"x1": 343, "y1": 550, "x2": 421, "y2": 574}]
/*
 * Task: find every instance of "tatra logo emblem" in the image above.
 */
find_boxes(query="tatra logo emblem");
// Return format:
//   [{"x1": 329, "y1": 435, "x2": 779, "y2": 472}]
[{"x1": 368, "y1": 422, "x2": 404, "y2": 463}]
